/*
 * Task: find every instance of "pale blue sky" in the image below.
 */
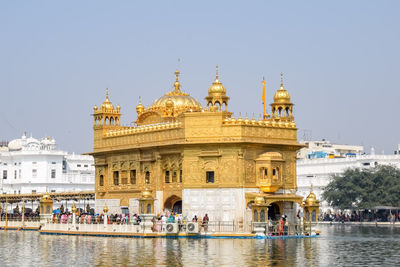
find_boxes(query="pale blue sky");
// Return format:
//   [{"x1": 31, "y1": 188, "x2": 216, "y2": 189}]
[{"x1": 1, "y1": 1, "x2": 399, "y2": 154}]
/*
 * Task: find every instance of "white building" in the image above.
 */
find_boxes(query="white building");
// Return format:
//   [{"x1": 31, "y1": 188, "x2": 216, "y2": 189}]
[
  {"x1": 297, "y1": 141, "x2": 400, "y2": 212},
  {"x1": 297, "y1": 140, "x2": 364, "y2": 159},
  {"x1": 0, "y1": 133, "x2": 94, "y2": 195}
]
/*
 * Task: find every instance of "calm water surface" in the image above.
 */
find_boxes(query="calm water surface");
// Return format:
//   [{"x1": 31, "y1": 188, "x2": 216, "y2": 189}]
[{"x1": 0, "y1": 225, "x2": 400, "y2": 266}]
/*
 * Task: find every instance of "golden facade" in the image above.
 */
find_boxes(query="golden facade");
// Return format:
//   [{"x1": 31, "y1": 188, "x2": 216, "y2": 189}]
[{"x1": 90, "y1": 68, "x2": 303, "y2": 222}]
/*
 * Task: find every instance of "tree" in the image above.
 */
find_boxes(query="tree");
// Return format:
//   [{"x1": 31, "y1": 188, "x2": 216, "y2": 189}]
[{"x1": 323, "y1": 165, "x2": 400, "y2": 210}]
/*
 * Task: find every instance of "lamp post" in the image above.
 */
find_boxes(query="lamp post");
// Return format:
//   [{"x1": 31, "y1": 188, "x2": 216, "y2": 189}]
[
  {"x1": 22, "y1": 202, "x2": 25, "y2": 229},
  {"x1": 103, "y1": 205, "x2": 109, "y2": 227},
  {"x1": 5, "y1": 197, "x2": 8, "y2": 229},
  {"x1": 72, "y1": 203, "x2": 77, "y2": 227}
]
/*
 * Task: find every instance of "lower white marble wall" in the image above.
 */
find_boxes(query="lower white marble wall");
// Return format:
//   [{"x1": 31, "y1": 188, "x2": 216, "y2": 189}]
[
  {"x1": 182, "y1": 188, "x2": 259, "y2": 224},
  {"x1": 129, "y1": 198, "x2": 139, "y2": 215},
  {"x1": 95, "y1": 198, "x2": 121, "y2": 214}
]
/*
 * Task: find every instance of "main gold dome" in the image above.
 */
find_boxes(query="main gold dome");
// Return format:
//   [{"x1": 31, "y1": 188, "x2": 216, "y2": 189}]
[{"x1": 148, "y1": 70, "x2": 202, "y2": 114}]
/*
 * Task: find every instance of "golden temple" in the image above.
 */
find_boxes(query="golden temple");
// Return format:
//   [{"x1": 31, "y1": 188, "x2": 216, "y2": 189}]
[{"x1": 90, "y1": 67, "x2": 313, "y2": 224}]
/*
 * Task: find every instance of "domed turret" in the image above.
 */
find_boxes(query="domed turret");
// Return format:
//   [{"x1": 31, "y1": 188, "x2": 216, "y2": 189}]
[
  {"x1": 270, "y1": 73, "x2": 294, "y2": 121},
  {"x1": 101, "y1": 88, "x2": 114, "y2": 111},
  {"x1": 93, "y1": 88, "x2": 121, "y2": 128},
  {"x1": 205, "y1": 65, "x2": 230, "y2": 111},
  {"x1": 136, "y1": 96, "x2": 145, "y2": 115}
]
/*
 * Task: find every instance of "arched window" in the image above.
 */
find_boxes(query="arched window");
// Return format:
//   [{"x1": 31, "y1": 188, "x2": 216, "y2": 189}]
[
  {"x1": 105, "y1": 117, "x2": 109, "y2": 125},
  {"x1": 305, "y1": 210, "x2": 310, "y2": 221},
  {"x1": 110, "y1": 117, "x2": 114, "y2": 126},
  {"x1": 130, "y1": 170, "x2": 136, "y2": 184},
  {"x1": 115, "y1": 117, "x2": 119, "y2": 125},
  {"x1": 312, "y1": 210, "x2": 317, "y2": 222},
  {"x1": 254, "y1": 210, "x2": 258, "y2": 222},
  {"x1": 172, "y1": 171, "x2": 177, "y2": 183},
  {"x1": 215, "y1": 101, "x2": 221, "y2": 110},
  {"x1": 140, "y1": 203, "x2": 144, "y2": 214},
  {"x1": 113, "y1": 171, "x2": 119, "y2": 185},
  {"x1": 285, "y1": 107, "x2": 290, "y2": 117},
  {"x1": 165, "y1": 170, "x2": 170, "y2": 183},
  {"x1": 260, "y1": 210, "x2": 265, "y2": 222},
  {"x1": 99, "y1": 175, "x2": 104, "y2": 186},
  {"x1": 146, "y1": 204, "x2": 151, "y2": 214},
  {"x1": 145, "y1": 171, "x2": 150, "y2": 184},
  {"x1": 179, "y1": 170, "x2": 183, "y2": 183}
]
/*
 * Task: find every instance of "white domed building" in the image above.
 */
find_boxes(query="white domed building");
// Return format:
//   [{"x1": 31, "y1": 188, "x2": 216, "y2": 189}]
[{"x1": 0, "y1": 133, "x2": 94, "y2": 195}]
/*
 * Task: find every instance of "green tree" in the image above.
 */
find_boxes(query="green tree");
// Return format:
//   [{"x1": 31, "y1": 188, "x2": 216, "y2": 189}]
[{"x1": 323, "y1": 165, "x2": 400, "y2": 210}]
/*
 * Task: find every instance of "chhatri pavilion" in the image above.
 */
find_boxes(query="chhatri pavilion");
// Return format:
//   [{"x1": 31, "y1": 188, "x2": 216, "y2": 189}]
[{"x1": 90, "y1": 67, "x2": 313, "y2": 224}]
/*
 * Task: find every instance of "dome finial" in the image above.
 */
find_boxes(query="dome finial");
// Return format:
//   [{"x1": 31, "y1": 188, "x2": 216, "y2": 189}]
[
  {"x1": 280, "y1": 73, "x2": 284, "y2": 88},
  {"x1": 106, "y1": 88, "x2": 109, "y2": 99},
  {"x1": 173, "y1": 70, "x2": 181, "y2": 92},
  {"x1": 139, "y1": 96, "x2": 142, "y2": 104},
  {"x1": 216, "y1": 65, "x2": 219, "y2": 80}
]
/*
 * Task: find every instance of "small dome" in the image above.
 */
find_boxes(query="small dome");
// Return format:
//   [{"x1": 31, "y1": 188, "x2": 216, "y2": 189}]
[
  {"x1": 254, "y1": 195, "x2": 265, "y2": 205},
  {"x1": 273, "y1": 74, "x2": 291, "y2": 104},
  {"x1": 208, "y1": 66, "x2": 226, "y2": 96},
  {"x1": 136, "y1": 102, "x2": 145, "y2": 115},
  {"x1": 208, "y1": 78, "x2": 226, "y2": 96},
  {"x1": 8, "y1": 139, "x2": 22, "y2": 151},
  {"x1": 41, "y1": 193, "x2": 52, "y2": 201},
  {"x1": 100, "y1": 89, "x2": 114, "y2": 111},
  {"x1": 142, "y1": 189, "x2": 152, "y2": 199},
  {"x1": 273, "y1": 85, "x2": 291, "y2": 104},
  {"x1": 305, "y1": 191, "x2": 319, "y2": 206}
]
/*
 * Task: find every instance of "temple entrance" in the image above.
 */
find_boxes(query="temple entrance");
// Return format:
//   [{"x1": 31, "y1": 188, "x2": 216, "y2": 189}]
[
  {"x1": 172, "y1": 201, "x2": 182, "y2": 214},
  {"x1": 164, "y1": 195, "x2": 182, "y2": 214},
  {"x1": 268, "y1": 202, "x2": 280, "y2": 221}
]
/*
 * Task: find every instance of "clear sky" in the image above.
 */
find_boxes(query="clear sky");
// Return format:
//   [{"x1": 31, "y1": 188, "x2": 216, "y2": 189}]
[{"x1": 1, "y1": 1, "x2": 399, "y2": 154}]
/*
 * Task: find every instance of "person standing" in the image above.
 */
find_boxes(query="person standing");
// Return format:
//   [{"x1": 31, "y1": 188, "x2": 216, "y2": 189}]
[{"x1": 203, "y1": 214, "x2": 209, "y2": 232}]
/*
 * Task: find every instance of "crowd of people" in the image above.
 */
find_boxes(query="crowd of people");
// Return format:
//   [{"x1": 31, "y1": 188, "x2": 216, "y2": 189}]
[
  {"x1": 47, "y1": 211, "x2": 212, "y2": 233},
  {"x1": 321, "y1": 211, "x2": 400, "y2": 223}
]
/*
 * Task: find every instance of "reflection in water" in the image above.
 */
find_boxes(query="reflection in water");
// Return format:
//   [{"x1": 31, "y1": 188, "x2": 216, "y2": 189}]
[{"x1": 0, "y1": 225, "x2": 400, "y2": 266}]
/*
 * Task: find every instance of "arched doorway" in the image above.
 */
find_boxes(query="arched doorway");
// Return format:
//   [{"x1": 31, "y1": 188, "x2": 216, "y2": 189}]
[
  {"x1": 268, "y1": 202, "x2": 280, "y2": 221},
  {"x1": 173, "y1": 201, "x2": 182, "y2": 214},
  {"x1": 164, "y1": 195, "x2": 182, "y2": 214}
]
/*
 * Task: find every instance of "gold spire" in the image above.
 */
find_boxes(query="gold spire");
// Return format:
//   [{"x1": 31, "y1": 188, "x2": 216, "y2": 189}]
[
  {"x1": 173, "y1": 70, "x2": 181, "y2": 93},
  {"x1": 208, "y1": 65, "x2": 226, "y2": 95},
  {"x1": 273, "y1": 73, "x2": 291, "y2": 104},
  {"x1": 101, "y1": 88, "x2": 114, "y2": 111},
  {"x1": 136, "y1": 96, "x2": 145, "y2": 115}
]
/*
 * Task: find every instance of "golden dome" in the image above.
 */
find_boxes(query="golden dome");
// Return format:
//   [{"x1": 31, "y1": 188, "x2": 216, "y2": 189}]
[
  {"x1": 273, "y1": 73, "x2": 292, "y2": 104},
  {"x1": 41, "y1": 192, "x2": 52, "y2": 201},
  {"x1": 142, "y1": 189, "x2": 152, "y2": 199},
  {"x1": 254, "y1": 195, "x2": 265, "y2": 205},
  {"x1": 208, "y1": 66, "x2": 226, "y2": 96},
  {"x1": 148, "y1": 70, "x2": 202, "y2": 114},
  {"x1": 103, "y1": 205, "x2": 109, "y2": 213},
  {"x1": 136, "y1": 97, "x2": 145, "y2": 114},
  {"x1": 101, "y1": 88, "x2": 115, "y2": 111},
  {"x1": 305, "y1": 188, "x2": 319, "y2": 206}
]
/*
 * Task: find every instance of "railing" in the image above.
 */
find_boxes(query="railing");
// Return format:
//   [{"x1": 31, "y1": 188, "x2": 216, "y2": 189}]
[{"x1": 252, "y1": 221, "x2": 313, "y2": 236}]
